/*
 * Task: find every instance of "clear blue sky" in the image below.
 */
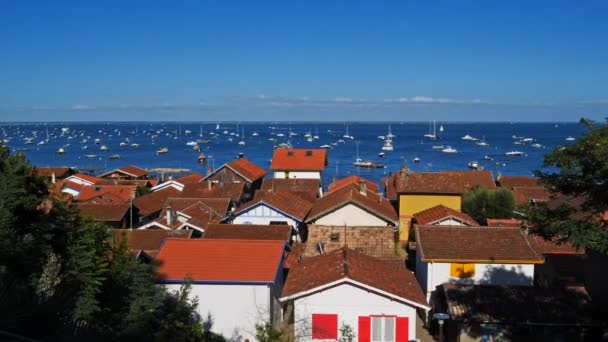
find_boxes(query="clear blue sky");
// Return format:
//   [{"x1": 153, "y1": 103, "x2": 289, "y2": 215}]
[{"x1": 1, "y1": 1, "x2": 607, "y2": 122}]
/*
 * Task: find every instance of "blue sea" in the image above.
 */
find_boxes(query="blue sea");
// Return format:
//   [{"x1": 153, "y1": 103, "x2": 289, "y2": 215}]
[{"x1": 0, "y1": 122, "x2": 584, "y2": 186}]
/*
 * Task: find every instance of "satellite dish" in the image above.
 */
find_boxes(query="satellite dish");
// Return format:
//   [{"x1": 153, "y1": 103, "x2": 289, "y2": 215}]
[{"x1": 433, "y1": 313, "x2": 450, "y2": 321}]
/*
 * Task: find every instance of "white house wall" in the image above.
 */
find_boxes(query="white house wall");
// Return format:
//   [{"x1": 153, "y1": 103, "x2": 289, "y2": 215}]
[
  {"x1": 273, "y1": 171, "x2": 320, "y2": 180},
  {"x1": 312, "y1": 203, "x2": 389, "y2": 226},
  {"x1": 164, "y1": 283, "x2": 271, "y2": 340},
  {"x1": 436, "y1": 218, "x2": 466, "y2": 226},
  {"x1": 232, "y1": 204, "x2": 298, "y2": 229},
  {"x1": 416, "y1": 255, "x2": 535, "y2": 300},
  {"x1": 293, "y1": 283, "x2": 418, "y2": 341}
]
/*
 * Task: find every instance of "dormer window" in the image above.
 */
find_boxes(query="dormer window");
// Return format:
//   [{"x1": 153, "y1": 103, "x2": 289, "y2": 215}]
[
  {"x1": 305, "y1": 150, "x2": 313, "y2": 156},
  {"x1": 287, "y1": 151, "x2": 294, "y2": 156}
]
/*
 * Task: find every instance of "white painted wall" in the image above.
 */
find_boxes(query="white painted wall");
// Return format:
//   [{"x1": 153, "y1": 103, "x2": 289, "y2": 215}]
[
  {"x1": 62, "y1": 188, "x2": 80, "y2": 197},
  {"x1": 293, "y1": 283, "x2": 418, "y2": 341},
  {"x1": 415, "y1": 251, "x2": 535, "y2": 301},
  {"x1": 164, "y1": 283, "x2": 272, "y2": 340},
  {"x1": 273, "y1": 171, "x2": 321, "y2": 180},
  {"x1": 65, "y1": 176, "x2": 94, "y2": 186},
  {"x1": 312, "y1": 203, "x2": 390, "y2": 226},
  {"x1": 436, "y1": 218, "x2": 467, "y2": 226},
  {"x1": 233, "y1": 204, "x2": 299, "y2": 230}
]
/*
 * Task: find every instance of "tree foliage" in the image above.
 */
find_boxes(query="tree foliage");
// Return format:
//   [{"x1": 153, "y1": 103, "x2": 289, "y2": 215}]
[
  {"x1": 526, "y1": 118, "x2": 608, "y2": 254},
  {"x1": 462, "y1": 186, "x2": 515, "y2": 224},
  {"x1": 0, "y1": 144, "x2": 209, "y2": 340}
]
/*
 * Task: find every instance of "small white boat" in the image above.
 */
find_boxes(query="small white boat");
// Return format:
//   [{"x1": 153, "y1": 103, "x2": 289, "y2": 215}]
[
  {"x1": 378, "y1": 152, "x2": 386, "y2": 158},
  {"x1": 483, "y1": 155, "x2": 493, "y2": 161},
  {"x1": 476, "y1": 141, "x2": 489, "y2": 147},
  {"x1": 56, "y1": 148, "x2": 65, "y2": 154},
  {"x1": 531, "y1": 143, "x2": 542, "y2": 148},
  {"x1": 381, "y1": 138, "x2": 394, "y2": 151},
  {"x1": 100, "y1": 145, "x2": 108, "y2": 152},
  {"x1": 505, "y1": 151, "x2": 524, "y2": 156},
  {"x1": 251, "y1": 132, "x2": 259, "y2": 136},
  {"x1": 413, "y1": 157, "x2": 420, "y2": 163},
  {"x1": 353, "y1": 158, "x2": 384, "y2": 168},
  {"x1": 432, "y1": 145, "x2": 445, "y2": 150},
  {"x1": 566, "y1": 136, "x2": 575, "y2": 141},
  {"x1": 378, "y1": 135, "x2": 385, "y2": 140},
  {"x1": 119, "y1": 142, "x2": 128, "y2": 147},
  {"x1": 521, "y1": 138, "x2": 534, "y2": 143},
  {"x1": 109, "y1": 154, "x2": 121, "y2": 160},
  {"x1": 461, "y1": 134, "x2": 475, "y2": 141},
  {"x1": 131, "y1": 143, "x2": 140, "y2": 148},
  {"x1": 157, "y1": 147, "x2": 169, "y2": 154},
  {"x1": 441, "y1": 146, "x2": 458, "y2": 153},
  {"x1": 84, "y1": 154, "x2": 97, "y2": 158},
  {"x1": 94, "y1": 138, "x2": 101, "y2": 144},
  {"x1": 320, "y1": 144, "x2": 332, "y2": 149},
  {"x1": 468, "y1": 161, "x2": 480, "y2": 170},
  {"x1": 186, "y1": 141, "x2": 198, "y2": 146}
]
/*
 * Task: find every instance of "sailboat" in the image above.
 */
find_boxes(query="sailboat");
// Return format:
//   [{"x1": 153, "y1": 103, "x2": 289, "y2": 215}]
[
  {"x1": 343, "y1": 124, "x2": 354, "y2": 140},
  {"x1": 423, "y1": 120, "x2": 438, "y2": 140},
  {"x1": 354, "y1": 142, "x2": 383, "y2": 168},
  {"x1": 386, "y1": 124, "x2": 396, "y2": 138},
  {"x1": 439, "y1": 124, "x2": 444, "y2": 133},
  {"x1": 238, "y1": 127, "x2": 246, "y2": 146}
]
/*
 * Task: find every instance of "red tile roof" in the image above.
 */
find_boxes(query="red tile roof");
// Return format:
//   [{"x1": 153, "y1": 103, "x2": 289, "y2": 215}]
[
  {"x1": 174, "y1": 172, "x2": 205, "y2": 185},
  {"x1": 66, "y1": 173, "x2": 104, "y2": 185},
  {"x1": 261, "y1": 178, "x2": 320, "y2": 201},
  {"x1": 156, "y1": 239, "x2": 286, "y2": 282},
  {"x1": 235, "y1": 190, "x2": 313, "y2": 221},
  {"x1": 327, "y1": 176, "x2": 379, "y2": 193},
  {"x1": 270, "y1": 148, "x2": 328, "y2": 171},
  {"x1": 527, "y1": 235, "x2": 584, "y2": 255},
  {"x1": 133, "y1": 187, "x2": 182, "y2": 217},
  {"x1": 100, "y1": 165, "x2": 149, "y2": 179},
  {"x1": 413, "y1": 205, "x2": 478, "y2": 226},
  {"x1": 206, "y1": 158, "x2": 267, "y2": 183},
  {"x1": 306, "y1": 184, "x2": 397, "y2": 224},
  {"x1": 281, "y1": 248, "x2": 428, "y2": 308},
  {"x1": 496, "y1": 175, "x2": 541, "y2": 189},
  {"x1": 77, "y1": 202, "x2": 130, "y2": 222},
  {"x1": 415, "y1": 225, "x2": 544, "y2": 263},
  {"x1": 113, "y1": 229, "x2": 192, "y2": 256},
  {"x1": 486, "y1": 218, "x2": 522, "y2": 227},
  {"x1": 204, "y1": 224, "x2": 292, "y2": 241},
  {"x1": 76, "y1": 184, "x2": 136, "y2": 203},
  {"x1": 512, "y1": 187, "x2": 551, "y2": 205},
  {"x1": 396, "y1": 170, "x2": 496, "y2": 194},
  {"x1": 34, "y1": 166, "x2": 75, "y2": 179}
]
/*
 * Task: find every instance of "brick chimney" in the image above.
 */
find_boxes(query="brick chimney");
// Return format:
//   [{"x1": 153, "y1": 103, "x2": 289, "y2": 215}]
[
  {"x1": 359, "y1": 181, "x2": 367, "y2": 195},
  {"x1": 51, "y1": 172, "x2": 56, "y2": 184},
  {"x1": 166, "y1": 205, "x2": 174, "y2": 226}
]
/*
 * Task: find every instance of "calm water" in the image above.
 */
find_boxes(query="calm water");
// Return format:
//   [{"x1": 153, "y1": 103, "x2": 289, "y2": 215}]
[{"x1": 1, "y1": 122, "x2": 584, "y2": 186}]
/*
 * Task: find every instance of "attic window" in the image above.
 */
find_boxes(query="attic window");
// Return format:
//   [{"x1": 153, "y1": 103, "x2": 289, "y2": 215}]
[
  {"x1": 287, "y1": 151, "x2": 294, "y2": 156},
  {"x1": 330, "y1": 232, "x2": 340, "y2": 242},
  {"x1": 305, "y1": 150, "x2": 313, "y2": 156}
]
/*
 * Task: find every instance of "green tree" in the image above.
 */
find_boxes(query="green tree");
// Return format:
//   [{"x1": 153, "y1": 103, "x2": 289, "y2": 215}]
[
  {"x1": 0, "y1": 144, "x2": 208, "y2": 341},
  {"x1": 462, "y1": 186, "x2": 515, "y2": 224},
  {"x1": 526, "y1": 118, "x2": 608, "y2": 254},
  {"x1": 339, "y1": 322, "x2": 356, "y2": 342}
]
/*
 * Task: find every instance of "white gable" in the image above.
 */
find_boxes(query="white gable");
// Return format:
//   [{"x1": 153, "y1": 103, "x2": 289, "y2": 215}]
[
  {"x1": 232, "y1": 203, "x2": 298, "y2": 228},
  {"x1": 311, "y1": 203, "x2": 390, "y2": 226}
]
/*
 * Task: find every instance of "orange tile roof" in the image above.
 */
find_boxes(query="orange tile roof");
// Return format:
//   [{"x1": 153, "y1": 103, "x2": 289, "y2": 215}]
[
  {"x1": 413, "y1": 205, "x2": 478, "y2": 226},
  {"x1": 113, "y1": 229, "x2": 192, "y2": 256},
  {"x1": 260, "y1": 178, "x2": 320, "y2": 201},
  {"x1": 415, "y1": 225, "x2": 544, "y2": 263},
  {"x1": 327, "y1": 175, "x2": 379, "y2": 193},
  {"x1": 392, "y1": 170, "x2": 495, "y2": 195},
  {"x1": 76, "y1": 184, "x2": 136, "y2": 203},
  {"x1": 174, "y1": 172, "x2": 205, "y2": 185},
  {"x1": 100, "y1": 165, "x2": 149, "y2": 178},
  {"x1": 156, "y1": 239, "x2": 286, "y2": 283},
  {"x1": 270, "y1": 148, "x2": 328, "y2": 171},
  {"x1": 133, "y1": 187, "x2": 182, "y2": 216},
  {"x1": 181, "y1": 181, "x2": 245, "y2": 203},
  {"x1": 282, "y1": 248, "x2": 428, "y2": 307},
  {"x1": 497, "y1": 175, "x2": 541, "y2": 189},
  {"x1": 306, "y1": 184, "x2": 397, "y2": 224},
  {"x1": 77, "y1": 202, "x2": 130, "y2": 222},
  {"x1": 235, "y1": 190, "x2": 313, "y2": 221},
  {"x1": 204, "y1": 224, "x2": 291, "y2": 241},
  {"x1": 208, "y1": 158, "x2": 267, "y2": 183},
  {"x1": 34, "y1": 166, "x2": 75, "y2": 179}
]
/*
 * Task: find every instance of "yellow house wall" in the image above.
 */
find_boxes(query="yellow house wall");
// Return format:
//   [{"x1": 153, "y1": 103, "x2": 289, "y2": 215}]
[{"x1": 398, "y1": 194, "x2": 462, "y2": 241}]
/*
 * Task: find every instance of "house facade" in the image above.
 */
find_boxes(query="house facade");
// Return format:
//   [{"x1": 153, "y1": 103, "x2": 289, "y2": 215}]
[
  {"x1": 414, "y1": 225, "x2": 544, "y2": 303},
  {"x1": 281, "y1": 248, "x2": 429, "y2": 342},
  {"x1": 156, "y1": 239, "x2": 287, "y2": 340}
]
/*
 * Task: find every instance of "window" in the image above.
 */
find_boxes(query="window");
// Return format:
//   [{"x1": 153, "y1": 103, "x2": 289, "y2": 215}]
[
  {"x1": 287, "y1": 151, "x2": 294, "y2": 156},
  {"x1": 330, "y1": 232, "x2": 340, "y2": 242},
  {"x1": 306, "y1": 150, "x2": 313, "y2": 156},
  {"x1": 312, "y1": 313, "x2": 337, "y2": 340},
  {"x1": 371, "y1": 316, "x2": 395, "y2": 342},
  {"x1": 450, "y1": 263, "x2": 475, "y2": 278}
]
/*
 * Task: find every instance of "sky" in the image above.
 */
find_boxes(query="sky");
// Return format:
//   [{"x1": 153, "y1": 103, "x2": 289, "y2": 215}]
[{"x1": 0, "y1": 1, "x2": 607, "y2": 122}]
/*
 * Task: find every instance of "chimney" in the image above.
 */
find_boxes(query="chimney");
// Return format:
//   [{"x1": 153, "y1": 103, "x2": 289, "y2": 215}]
[
  {"x1": 208, "y1": 181, "x2": 212, "y2": 190},
  {"x1": 166, "y1": 205, "x2": 173, "y2": 226},
  {"x1": 51, "y1": 172, "x2": 56, "y2": 184},
  {"x1": 359, "y1": 181, "x2": 367, "y2": 195}
]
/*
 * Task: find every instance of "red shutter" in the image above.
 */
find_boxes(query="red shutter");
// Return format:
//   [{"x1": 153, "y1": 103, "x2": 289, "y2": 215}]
[
  {"x1": 396, "y1": 317, "x2": 409, "y2": 342},
  {"x1": 358, "y1": 316, "x2": 370, "y2": 342},
  {"x1": 312, "y1": 314, "x2": 338, "y2": 339}
]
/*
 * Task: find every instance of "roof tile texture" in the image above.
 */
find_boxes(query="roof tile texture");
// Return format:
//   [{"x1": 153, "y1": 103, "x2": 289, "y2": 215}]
[
  {"x1": 415, "y1": 225, "x2": 543, "y2": 262},
  {"x1": 270, "y1": 148, "x2": 327, "y2": 171},
  {"x1": 225, "y1": 158, "x2": 267, "y2": 182},
  {"x1": 204, "y1": 223, "x2": 291, "y2": 241},
  {"x1": 156, "y1": 239, "x2": 285, "y2": 282},
  {"x1": 413, "y1": 205, "x2": 478, "y2": 226}
]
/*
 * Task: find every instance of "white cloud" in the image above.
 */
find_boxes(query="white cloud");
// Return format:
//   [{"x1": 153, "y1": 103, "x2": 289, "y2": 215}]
[
  {"x1": 333, "y1": 97, "x2": 354, "y2": 103},
  {"x1": 385, "y1": 96, "x2": 486, "y2": 104}
]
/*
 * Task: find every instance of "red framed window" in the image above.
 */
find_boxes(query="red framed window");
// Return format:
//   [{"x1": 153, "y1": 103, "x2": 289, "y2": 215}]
[
  {"x1": 359, "y1": 315, "x2": 408, "y2": 342},
  {"x1": 312, "y1": 313, "x2": 338, "y2": 340}
]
